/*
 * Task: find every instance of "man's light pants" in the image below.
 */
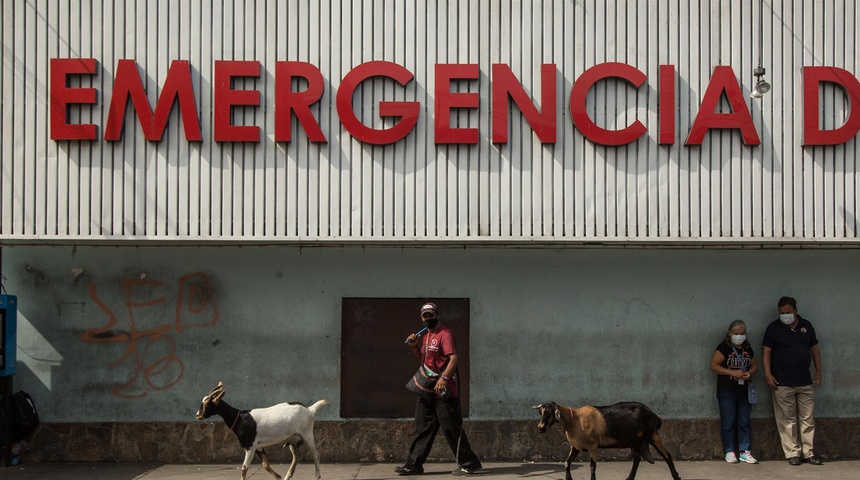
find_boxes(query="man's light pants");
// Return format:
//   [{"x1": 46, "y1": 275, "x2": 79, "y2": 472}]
[{"x1": 772, "y1": 385, "x2": 815, "y2": 459}]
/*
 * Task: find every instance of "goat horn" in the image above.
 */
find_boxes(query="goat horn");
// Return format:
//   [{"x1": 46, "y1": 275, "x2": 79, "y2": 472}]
[{"x1": 531, "y1": 404, "x2": 543, "y2": 409}]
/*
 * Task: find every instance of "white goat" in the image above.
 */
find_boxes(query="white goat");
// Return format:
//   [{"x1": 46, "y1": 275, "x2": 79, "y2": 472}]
[{"x1": 196, "y1": 381, "x2": 328, "y2": 480}]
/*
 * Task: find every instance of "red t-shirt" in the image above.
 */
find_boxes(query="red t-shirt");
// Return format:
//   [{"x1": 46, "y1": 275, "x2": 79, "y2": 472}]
[{"x1": 421, "y1": 325, "x2": 459, "y2": 398}]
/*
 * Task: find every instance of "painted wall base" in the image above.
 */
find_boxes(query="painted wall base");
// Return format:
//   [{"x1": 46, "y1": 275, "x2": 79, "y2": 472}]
[{"x1": 19, "y1": 418, "x2": 860, "y2": 463}]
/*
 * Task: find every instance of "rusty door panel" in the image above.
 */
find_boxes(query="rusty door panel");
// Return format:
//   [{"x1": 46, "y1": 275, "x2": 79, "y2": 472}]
[{"x1": 341, "y1": 298, "x2": 470, "y2": 418}]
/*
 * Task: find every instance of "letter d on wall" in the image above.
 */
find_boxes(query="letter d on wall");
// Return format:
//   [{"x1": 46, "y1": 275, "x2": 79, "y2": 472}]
[{"x1": 803, "y1": 66, "x2": 860, "y2": 145}]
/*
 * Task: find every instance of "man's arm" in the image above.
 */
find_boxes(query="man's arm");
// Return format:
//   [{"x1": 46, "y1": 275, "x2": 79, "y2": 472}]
[
  {"x1": 405, "y1": 335, "x2": 422, "y2": 360},
  {"x1": 762, "y1": 345, "x2": 778, "y2": 388},
  {"x1": 441, "y1": 353, "x2": 458, "y2": 378},
  {"x1": 436, "y1": 353, "x2": 458, "y2": 396},
  {"x1": 811, "y1": 344, "x2": 822, "y2": 388}
]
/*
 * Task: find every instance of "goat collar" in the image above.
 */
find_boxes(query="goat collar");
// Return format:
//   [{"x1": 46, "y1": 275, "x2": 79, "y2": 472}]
[{"x1": 230, "y1": 411, "x2": 241, "y2": 431}]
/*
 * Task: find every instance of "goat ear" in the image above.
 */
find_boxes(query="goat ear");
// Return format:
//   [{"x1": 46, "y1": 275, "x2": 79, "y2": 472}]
[
  {"x1": 208, "y1": 382, "x2": 223, "y2": 396},
  {"x1": 212, "y1": 390, "x2": 226, "y2": 404},
  {"x1": 531, "y1": 404, "x2": 543, "y2": 409},
  {"x1": 555, "y1": 409, "x2": 562, "y2": 421}
]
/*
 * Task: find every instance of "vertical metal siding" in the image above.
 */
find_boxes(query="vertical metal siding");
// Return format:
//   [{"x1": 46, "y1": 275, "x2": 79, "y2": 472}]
[{"x1": 1, "y1": 0, "x2": 859, "y2": 244}]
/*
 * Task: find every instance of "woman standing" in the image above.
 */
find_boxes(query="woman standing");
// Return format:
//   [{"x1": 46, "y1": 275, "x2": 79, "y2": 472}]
[{"x1": 710, "y1": 319, "x2": 759, "y2": 464}]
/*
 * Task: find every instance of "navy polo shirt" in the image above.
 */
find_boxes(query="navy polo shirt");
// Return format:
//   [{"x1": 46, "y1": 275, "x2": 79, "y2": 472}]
[{"x1": 762, "y1": 316, "x2": 819, "y2": 387}]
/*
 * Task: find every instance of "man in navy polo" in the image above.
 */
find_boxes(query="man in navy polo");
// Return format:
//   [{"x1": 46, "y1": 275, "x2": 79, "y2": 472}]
[{"x1": 762, "y1": 296, "x2": 824, "y2": 466}]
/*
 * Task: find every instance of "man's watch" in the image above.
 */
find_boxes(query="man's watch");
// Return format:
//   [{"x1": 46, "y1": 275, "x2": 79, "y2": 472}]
[{"x1": 440, "y1": 374, "x2": 449, "y2": 381}]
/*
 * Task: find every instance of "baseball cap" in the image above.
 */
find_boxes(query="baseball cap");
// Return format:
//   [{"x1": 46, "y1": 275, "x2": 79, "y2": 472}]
[{"x1": 420, "y1": 302, "x2": 437, "y2": 318}]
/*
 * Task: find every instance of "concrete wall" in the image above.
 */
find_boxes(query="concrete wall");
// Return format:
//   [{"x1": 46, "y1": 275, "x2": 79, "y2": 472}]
[{"x1": 4, "y1": 246, "x2": 858, "y2": 426}]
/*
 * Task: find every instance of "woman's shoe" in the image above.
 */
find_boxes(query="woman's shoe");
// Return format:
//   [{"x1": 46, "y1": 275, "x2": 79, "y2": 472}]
[
  {"x1": 725, "y1": 452, "x2": 739, "y2": 463},
  {"x1": 739, "y1": 451, "x2": 758, "y2": 464}
]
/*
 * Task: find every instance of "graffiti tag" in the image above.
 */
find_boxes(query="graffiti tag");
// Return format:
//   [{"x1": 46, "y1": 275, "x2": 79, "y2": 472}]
[{"x1": 82, "y1": 272, "x2": 219, "y2": 398}]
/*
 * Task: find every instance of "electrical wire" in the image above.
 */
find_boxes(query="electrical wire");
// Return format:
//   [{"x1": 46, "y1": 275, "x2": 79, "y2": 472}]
[{"x1": 757, "y1": 0, "x2": 764, "y2": 67}]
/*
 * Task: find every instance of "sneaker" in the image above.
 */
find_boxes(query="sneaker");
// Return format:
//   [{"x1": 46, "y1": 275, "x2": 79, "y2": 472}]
[
  {"x1": 394, "y1": 465, "x2": 424, "y2": 475},
  {"x1": 725, "y1": 452, "x2": 739, "y2": 463},
  {"x1": 452, "y1": 465, "x2": 482, "y2": 476},
  {"x1": 739, "y1": 451, "x2": 758, "y2": 464}
]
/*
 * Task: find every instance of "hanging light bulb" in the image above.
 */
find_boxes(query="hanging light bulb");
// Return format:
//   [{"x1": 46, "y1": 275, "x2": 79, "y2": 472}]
[{"x1": 751, "y1": 65, "x2": 770, "y2": 99}]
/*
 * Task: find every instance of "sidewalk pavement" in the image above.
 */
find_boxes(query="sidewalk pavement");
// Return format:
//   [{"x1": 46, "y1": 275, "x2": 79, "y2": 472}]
[{"x1": 2, "y1": 460, "x2": 859, "y2": 480}]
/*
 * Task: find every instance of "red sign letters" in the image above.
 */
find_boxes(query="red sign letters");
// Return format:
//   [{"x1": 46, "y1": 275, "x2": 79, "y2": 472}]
[{"x1": 49, "y1": 59, "x2": 860, "y2": 147}]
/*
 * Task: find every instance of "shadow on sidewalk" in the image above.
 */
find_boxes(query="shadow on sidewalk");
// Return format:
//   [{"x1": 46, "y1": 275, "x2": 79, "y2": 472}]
[
  {"x1": 4, "y1": 462, "x2": 165, "y2": 480},
  {"x1": 470, "y1": 462, "x2": 582, "y2": 477}
]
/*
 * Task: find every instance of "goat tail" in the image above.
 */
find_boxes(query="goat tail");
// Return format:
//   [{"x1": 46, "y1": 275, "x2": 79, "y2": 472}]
[{"x1": 308, "y1": 399, "x2": 330, "y2": 414}]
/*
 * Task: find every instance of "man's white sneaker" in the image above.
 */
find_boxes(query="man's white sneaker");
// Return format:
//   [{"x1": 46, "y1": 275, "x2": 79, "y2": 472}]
[
  {"x1": 725, "y1": 452, "x2": 739, "y2": 463},
  {"x1": 739, "y1": 451, "x2": 758, "y2": 464}
]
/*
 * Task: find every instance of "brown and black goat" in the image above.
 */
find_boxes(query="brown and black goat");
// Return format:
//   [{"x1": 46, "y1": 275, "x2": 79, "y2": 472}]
[{"x1": 533, "y1": 401, "x2": 681, "y2": 480}]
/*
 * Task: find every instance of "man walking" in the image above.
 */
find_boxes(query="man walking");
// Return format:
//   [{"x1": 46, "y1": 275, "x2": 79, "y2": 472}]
[
  {"x1": 396, "y1": 302, "x2": 482, "y2": 476},
  {"x1": 762, "y1": 296, "x2": 824, "y2": 466}
]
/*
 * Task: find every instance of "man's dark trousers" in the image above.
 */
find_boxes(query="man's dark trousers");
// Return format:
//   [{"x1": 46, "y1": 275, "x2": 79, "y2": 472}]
[{"x1": 406, "y1": 396, "x2": 481, "y2": 469}]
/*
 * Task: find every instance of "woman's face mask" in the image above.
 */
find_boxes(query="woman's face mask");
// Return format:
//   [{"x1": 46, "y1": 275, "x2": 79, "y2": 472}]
[
  {"x1": 731, "y1": 334, "x2": 746, "y2": 346},
  {"x1": 779, "y1": 313, "x2": 795, "y2": 325}
]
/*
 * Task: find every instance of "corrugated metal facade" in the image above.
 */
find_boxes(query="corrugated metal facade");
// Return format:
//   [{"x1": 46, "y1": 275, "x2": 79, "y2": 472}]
[{"x1": 1, "y1": 0, "x2": 857, "y2": 244}]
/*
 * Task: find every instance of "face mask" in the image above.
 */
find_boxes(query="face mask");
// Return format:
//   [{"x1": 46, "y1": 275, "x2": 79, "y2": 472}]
[
  {"x1": 779, "y1": 313, "x2": 795, "y2": 325},
  {"x1": 422, "y1": 318, "x2": 438, "y2": 329},
  {"x1": 731, "y1": 334, "x2": 746, "y2": 346}
]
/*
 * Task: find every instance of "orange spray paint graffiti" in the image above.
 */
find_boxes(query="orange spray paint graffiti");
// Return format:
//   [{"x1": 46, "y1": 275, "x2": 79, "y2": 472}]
[{"x1": 81, "y1": 273, "x2": 219, "y2": 398}]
